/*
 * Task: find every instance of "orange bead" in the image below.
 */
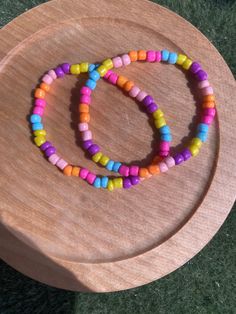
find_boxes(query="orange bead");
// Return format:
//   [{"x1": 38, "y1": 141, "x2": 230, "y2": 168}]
[
  {"x1": 40, "y1": 82, "x2": 50, "y2": 92},
  {"x1": 117, "y1": 75, "x2": 128, "y2": 88},
  {"x1": 152, "y1": 155, "x2": 163, "y2": 164},
  {"x1": 123, "y1": 81, "x2": 134, "y2": 92},
  {"x1": 80, "y1": 113, "x2": 90, "y2": 123},
  {"x1": 129, "y1": 50, "x2": 138, "y2": 62},
  {"x1": 137, "y1": 50, "x2": 147, "y2": 61},
  {"x1": 79, "y1": 103, "x2": 89, "y2": 113},
  {"x1": 71, "y1": 166, "x2": 80, "y2": 176},
  {"x1": 34, "y1": 88, "x2": 45, "y2": 99},
  {"x1": 148, "y1": 164, "x2": 160, "y2": 175},
  {"x1": 203, "y1": 94, "x2": 215, "y2": 102},
  {"x1": 63, "y1": 165, "x2": 73, "y2": 176},
  {"x1": 202, "y1": 101, "x2": 215, "y2": 109},
  {"x1": 139, "y1": 167, "x2": 151, "y2": 178}
]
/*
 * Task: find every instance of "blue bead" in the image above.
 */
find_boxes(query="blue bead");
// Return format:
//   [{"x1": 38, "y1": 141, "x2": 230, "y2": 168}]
[
  {"x1": 112, "y1": 162, "x2": 122, "y2": 172},
  {"x1": 32, "y1": 122, "x2": 43, "y2": 131},
  {"x1": 161, "y1": 49, "x2": 169, "y2": 61},
  {"x1": 30, "y1": 114, "x2": 41, "y2": 123},
  {"x1": 89, "y1": 70, "x2": 100, "y2": 81},
  {"x1": 161, "y1": 134, "x2": 172, "y2": 142},
  {"x1": 159, "y1": 125, "x2": 170, "y2": 134},
  {"x1": 168, "y1": 52, "x2": 178, "y2": 64},
  {"x1": 106, "y1": 160, "x2": 115, "y2": 171},
  {"x1": 93, "y1": 177, "x2": 101, "y2": 188},
  {"x1": 85, "y1": 79, "x2": 96, "y2": 90},
  {"x1": 197, "y1": 132, "x2": 208, "y2": 142},
  {"x1": 101, "y1": 176, "x2": 109, "y2": 188},
  {"x1": 197, "y1": 123, "x2": 209, "y2": 133},
  {"x1": 88, "y1": 64, "x2": 96, "y2": 72}
]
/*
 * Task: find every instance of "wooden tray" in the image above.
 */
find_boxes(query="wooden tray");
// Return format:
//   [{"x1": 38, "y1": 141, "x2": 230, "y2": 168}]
[{"x1": 0, "y1": 0, "x2": 235, "y2": 292}]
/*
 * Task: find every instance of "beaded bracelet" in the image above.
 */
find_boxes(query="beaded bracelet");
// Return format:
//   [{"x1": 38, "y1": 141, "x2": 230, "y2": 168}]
[
  {"x1": 78, "y1": 49, "x2": 216, "y2": 181},
  {"x1": 30, "y1": 62, "x2": 167, "y2": 190}
]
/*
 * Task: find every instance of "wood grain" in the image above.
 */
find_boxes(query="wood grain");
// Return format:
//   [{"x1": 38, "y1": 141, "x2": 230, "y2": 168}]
[{"x1": 0, "y1": 0, "x2": 235, "y2": 292}]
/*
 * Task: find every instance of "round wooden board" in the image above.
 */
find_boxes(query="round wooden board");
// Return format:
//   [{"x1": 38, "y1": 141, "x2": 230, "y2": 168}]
[{"x1": 0, "y1": 0, "x2": 235, "y2": 293}]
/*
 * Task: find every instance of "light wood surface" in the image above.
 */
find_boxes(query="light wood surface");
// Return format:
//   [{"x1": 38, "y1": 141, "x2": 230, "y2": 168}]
[{"x1": 0, "y1": 0, "x2": 235, "y2": 292}]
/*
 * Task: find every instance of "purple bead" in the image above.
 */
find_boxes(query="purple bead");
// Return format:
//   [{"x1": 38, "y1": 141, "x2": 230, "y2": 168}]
[
  {"x1": 181, "y1": 148, "x2": 192, "y2": 161},
  {"x1": 173, "y1": 153, "x2": 184, "y2": 165},
  {"x1": 54, "y1": 66, "x2": 65, "y2": 78},
  {"x1": 130, "y1": 176, "x2": 140, "y2": 186},
  {"x1": 147, "y1": 102, "x2": 158, "y2": 113},
  {"x1": 195, "y1": 70, "x2": 208, "y2": 81},
  {"x1": 61, "y1": 63, "x2": 70, "y2": 74},
  {"x1": 82, "y1": 140, "x2": 93, "y2": 150},
  {"x1": 142, "y1": 95, "x2": 153, "y2": 107},
  {"x1": 190, "y1": 62, "x2": 201, "y2": 74},
  {"x1": 88, "y1": 144, "x2": 100, "y2": 155},
  {"x1": 45, "y1": 146, "x2": 56, "y2": 157},
  {"x1": 40, "y1": 141, "x2": 52, "y2": 151},
  {"x1": 123, "y1": 178, "x2": 132, "y2": 189}
]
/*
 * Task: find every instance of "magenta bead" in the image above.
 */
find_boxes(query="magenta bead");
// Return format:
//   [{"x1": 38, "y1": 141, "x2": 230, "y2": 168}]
[
  {"x1": 86, "y1": 173, "x2": 96, "y2": 185},
  {"x1": 35, "y1": 98, "x2": 46, "y2": 108},
  {"x1": 118, "y1": 165, "x2": 129, "y2": 177},
  {"x1": 33, "y1": 106, "x2": 44, "y2": 116},
  {"x1": 160, "y1": 141, "x2": 169, "y2": 151},
  {"x1": 123, "y1": 178, "x2": 132, "y2": 189},
  {"x1": 80, "y1": 86, "x2": 91, "y2": 96},
  {"x1": 146, "y1": 50, "x2": 156, "y2": 62},
  {"x1": 103, "y1": 69, "x2": 112, "y2": 79},
  {"x1": 108, "y1": 73, "x2": 118, "y2": 85},
  {"x1": 203, "y1": 108, "x2": 216, "y2": 117},
  {"x1": 80, "y1": 95, "x2": 91, "y2": 104},
  {"x1": 156, "y1": 51, "x2": 161, "y2": 62},
  {"x1": 159, "y1": 151, "x2": 169, "y2": 157},
  {"x1": 129, "y1": 165, "x2": 139, "y2": 176},
  {"x1": 201, "y1": 115, "x2": 213, "y2": 125},
  {"x1": 79, "y1": 168, "x2": 89, "y2": 179}
]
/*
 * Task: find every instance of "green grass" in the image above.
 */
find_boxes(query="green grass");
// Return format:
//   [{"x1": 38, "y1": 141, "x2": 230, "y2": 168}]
[{"x1": 0, "y1": 1, "x2": 235, "y2": 313}]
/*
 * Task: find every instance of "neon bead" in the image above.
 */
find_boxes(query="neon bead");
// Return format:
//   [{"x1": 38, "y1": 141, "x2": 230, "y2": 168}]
[
  {"x1": 106, "y1": 160, "x2": 115, "y2": 171},
  {"x1": 188, "y1": 144, "x2": 199, "y2": 156},
  {"x1": 112, "y1": 162, "x2": 121, "y2": 172},
  {"x1": 168, "y1": 52, "x2": 178, "y2": 64},
  {"x1": 113, "y1": 178, "x2": 123, "y2": 189},
  {"x1": 92, "y1": 152, "x2": 102, "y2": 162},
  {"x1": 70, "y1": 64, "x2": 80, "y2": 74},
  {"x1": 32, "y1": 122, "x2": 43, "y2": 131},
  {"x1": 99, "y1": 155, "x2": 109, "y2": 166},
  {"x1": 102, "y1": 58, "x2": 113, "y2": 70},
  {"x1": 107, "y1": 180, "x2": 114, "y2": 191},
  {"x1": 80, "y1": 62, "x2": 89, "y2": 73},
  {"x1": 34, "y1": 129, "x2": 46, "y2": 136},
  {"x1": 176, "y1": 54, "x2": 187, "y2": 65},
  {"x1": 96, "y1": 65, "x2": 108, "y2": 77},
  {"x1": 182, "y1": 58, "x2": 193, "y2": 70},
  {"x1": 101, "y1": 176, "x2": 109, "y2": 188},
  {"x1": 93, "y1": 177, "x2": 101, "y2": 188},
  {"x1": 34, "y1": 136, "x2": 46, "y2": 147},
  {"x1": 191, "y1": 138, "x2": 202, "y2": 148},
  {"x1": 153, "y1": 109, "x2": 164, "y2": 119},
  {"x1": 154, "y1": 117, "x2": 166, "y2": 128},
  {"x1": 85, "y1": 79, "x2": 96, "y2": 90},
  {"x1": 161, "y1": 49, "x2": 169, "y2": 61}
]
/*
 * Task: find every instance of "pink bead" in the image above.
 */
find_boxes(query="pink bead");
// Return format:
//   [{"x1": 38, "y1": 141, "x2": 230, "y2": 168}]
[
  {"x1": 136, "y1": 91, "x2": 148, "y2": 102},
  {"x1": 86, "y1": 172, "x2": 96, "y2": 185},
  {"x1": 79, "y1": 168, "x2": 89, "y2": 179},
  {"x1": 48, "y1": 154, "x2": 60, "y2": 165},
  {"x1": 35, "y1": 98, "x2": 46, "y2": 108},
  {"x1": 159, "y1": 151, "x2": 169, "y2": 157},
  {"x1": 81, "y1": 130, "x2": 92, "y2": 141},
  {"x1": 118, "y1": 165, "x2": 129, "y2": 177},
  {"x1": 56, "y1": 158, "x2": 68, "y2": 170},
  {"x1": 78, "y1": 122, "x2": 88, "y2": 131},
  {"x1": 203, "y1": 108, "x2": 216, "y2": 117},
  {"x1": 48, "y1": 69, "x2": 57, "y2": 80},
  {"x1": 129, "y1": 86, "x2": 140, "y2": 98},
  {"x1": 129, "y1": 165, "x2": 139, "y2": 176},
  {"x1": 121, "y1": 54, "x2": 131, "y2": 66},
  {"x1": 42, "y1": 74, "x2": 53, "y2": 85},
  {"x1": 33, "y1": 106, "x2": 44, "y2": 116},
  {"x1": 202, "y1": 86, "x2": 214, "y2": 96},
  {"x1": 103, "y1": 69, "x2": 112, "y2": 79},
  {"x1": 112, "y1": 56, "x2": 123, "y2": 68},
  {"x1": 146, "y1": 50, "x2": 156, "y2": 62},
  {"x1": 201, "y1": 115, "x2": 214, "y2": 125},
  {"x1": 80, "y1": 86, "x2": 91, "y2": 96},
  {"x1": 164, "y1": 156, "x2": 175, "y2": 168},
  {"x1": 108, "y1": 73, "x2": 118, "y2": 85},
  {"x1": 80, "y1": 95, "x2": 91, "y2": 104},
  {"x1": 160, "y1": 141, "x2": 170, "y2": 151},
  {"x1": 158, "y1": 161, "x2": 169, "y2": 173},
  {"x1": 156, "y1": 51, "x2": 162, "y2": 62},
  {"x1": 198, "y1": 80, "x2": 210, "y2": 89}
]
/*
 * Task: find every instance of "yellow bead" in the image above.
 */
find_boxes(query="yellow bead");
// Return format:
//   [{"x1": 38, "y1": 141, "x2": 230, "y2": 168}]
[
  {"x1": 96, "y1": 65, "x2": 107, "y2": 77},
  {"x1": 113, "y1": 178, "x2": 123, "y2": 189},
  {"x1": 99, "y1": 155, "x2": 109, "y2": 166},
  {"x1": 70, "y1": 64, "x2": 80, "y2": 75},
  {"x1": 107, "y1": 180, "x2": 114, "y2": 191},
  {"x1": 92, "y1": 152, "x2": 103, "y2": 162},
  {"x1": 34, "y1": 135, "x2": 46, "y2": 147},
  {"x1": 80, "y1": 62, "x2": 89, "y2": 73},
  {"x1": 182, "y1": 58, "x2": 192, "y2": 70},
  {"x1": 154, "y1": 117, "x2": 166, "y2": 129},
  {"x1": 34, "y1": 129, "x2": 46, "y2": 136},
  {"x1": 191, "y1": 138, "x2": 202, "y2": 148},
  {"x1": 176, "y1": 54, "x2": 187, "y2": 65},
  {"x1": 153, "y1": 109, "x2": 164, "y2": 120},
  {"x1": 102, "y1": 58, "x2": 113, "y2": 70},
  {"x1": 188, "y1": 144, "x2": 199, "y2": 156}
]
